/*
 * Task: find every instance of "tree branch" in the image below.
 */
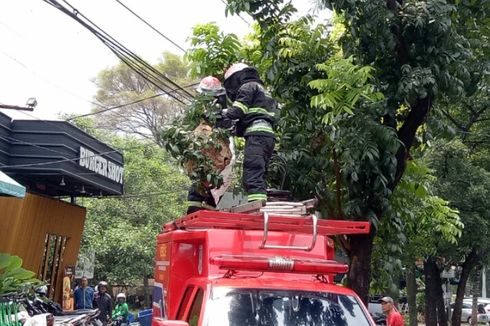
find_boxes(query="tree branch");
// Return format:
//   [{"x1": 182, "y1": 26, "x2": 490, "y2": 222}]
[
  {"x1": 394, "y1": 97, "x2": 432, "y2": 186},
  {"x1": 441, "y1": 109, "x2": 467, "y2": 131}
]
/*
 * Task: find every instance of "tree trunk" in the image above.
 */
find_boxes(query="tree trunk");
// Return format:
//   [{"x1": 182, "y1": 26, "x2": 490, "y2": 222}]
[
  {"x1": 424, "y1": 259, "x2": 437, "y2": 326},
  {"x1": 406, "y1": 264, "x2": 418, "y2": 326},
  {"x1": 345, "y1": 232, "x2": 375, "y2": 304},
  {"x1": 143, "y1": 275, "x2": 150, "y2": 308},
  {"x1": 434, "y1": 269, "x2": 448, "y2": 326},
  {"x1": 424, "y1": 257, "x2": 448, "y2": 326},
  {"x1": 452, "y1": 249, "x2": 480, "y2": 326},
  {"x1": 470, "y1": 265, "x2": 482, "y2": 326}
]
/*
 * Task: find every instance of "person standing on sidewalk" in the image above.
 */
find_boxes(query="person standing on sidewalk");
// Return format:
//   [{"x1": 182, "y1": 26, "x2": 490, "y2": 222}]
[
  {"x1": 74, "y1": 276, "x2": 95, "y2": 310},
  {"x1": 381, "y1": 296, "x2": 404, "y2": 326}
]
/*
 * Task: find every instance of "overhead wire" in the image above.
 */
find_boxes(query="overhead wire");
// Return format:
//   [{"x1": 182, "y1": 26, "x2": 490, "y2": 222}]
[
  {"x1": 0, "y1": 148, "x2": 121, "y2": 169},
  {"x1": 1, "y1": 109, "x2": 126, "y2": 162},
  {"x1": 0, "y1": 49, "x2": 107, "y2": 110},
  {"x1": 0, "y1": 135, "x2": 74, "y2": 158},
  {"x1": 66, "y1": 82, "x2": 199, "y2": 121},
  {"x1": 220, "y1": 0, "x2": 251, "y2": 26},
  {"x1": 42, "y1": 0, "x2": 194, "y2": 105},
  {"x1": 91, "y1": 188, "x2": 189, "y2": 199},
  {"x1": 113, "y1": 0, "x2": 187, "y2": 53}
]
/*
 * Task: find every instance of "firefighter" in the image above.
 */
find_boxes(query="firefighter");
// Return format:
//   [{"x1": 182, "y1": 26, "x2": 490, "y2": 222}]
[
  {"x1": 186, "y1": 76, "x2": 228, "y2": 214},
  {"x1": 221, "y1": 63, "x2": 277, "y2": 202}
]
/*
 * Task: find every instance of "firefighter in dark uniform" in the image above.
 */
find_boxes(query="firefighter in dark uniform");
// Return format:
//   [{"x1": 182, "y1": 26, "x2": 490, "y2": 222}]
[
  {"x1": 186, "y1": 76, "x2": 228, "y2": 214},
  {"x1": 222, "y1": 63, "x2": 277, "y2": 202}
]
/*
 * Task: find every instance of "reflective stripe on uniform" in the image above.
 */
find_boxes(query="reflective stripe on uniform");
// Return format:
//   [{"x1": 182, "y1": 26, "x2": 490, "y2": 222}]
[
  {"x1": 187, "y1": 201, "x2": 204, "y2": 207},
  {"x1": 245, "y1": 121, "x2": 274, "y2": 134},
  {"x1": 233, "y1": 101, "x2": 248, "y2": 113},
  {"x1": 248, "y1": 193, "x2": 267, "y2": 202},
  {"x1": 186, "y1": 201, "x2": 217, "y2": 211},
  {"x1": 248, "y1": 107, "x2": 275, "y2": 117},
  {"x1": 246, "y1": 126, "x2": 274, "y2": 133}
]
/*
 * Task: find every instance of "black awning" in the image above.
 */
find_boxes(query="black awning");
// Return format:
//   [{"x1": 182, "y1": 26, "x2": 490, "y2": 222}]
[{"x1": 0, "y1": 112, "x2": 124, "y2": 197}]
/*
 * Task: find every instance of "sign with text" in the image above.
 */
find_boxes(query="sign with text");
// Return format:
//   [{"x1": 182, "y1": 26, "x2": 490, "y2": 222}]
[
  {"x1": 79, "y1": 146, "x2": 124, "y2": 184},
  {"x1": 75, "y1": 251, "x2": 95, "y2": 279}
]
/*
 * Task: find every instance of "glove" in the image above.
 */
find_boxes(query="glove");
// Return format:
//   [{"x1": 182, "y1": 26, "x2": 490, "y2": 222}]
[
  {"x1": 215, "y1": 116, "x2": 233, "y2": 129},
  {"x1": 203, "y1": 111, "x2": 222, "y2": 124}
]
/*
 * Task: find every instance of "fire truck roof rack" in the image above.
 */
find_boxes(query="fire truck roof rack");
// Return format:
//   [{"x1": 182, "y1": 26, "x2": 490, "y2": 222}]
[{"x1": 164, "y1": 210, "x2": 370, "y2": 240}]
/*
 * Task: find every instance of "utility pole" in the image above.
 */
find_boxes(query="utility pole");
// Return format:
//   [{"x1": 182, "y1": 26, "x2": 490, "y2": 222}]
[{"x1": 0, "y1": 98, "x2": 37, "y2": 111}]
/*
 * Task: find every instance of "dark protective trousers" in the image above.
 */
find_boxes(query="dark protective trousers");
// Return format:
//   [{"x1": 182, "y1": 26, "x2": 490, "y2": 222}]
[
  {"x1": 186, "y1": 183, "x2": 216, "y2": 214},
  {"x1": 243, "y1": 135, "x2": 275, "y2": 200}
]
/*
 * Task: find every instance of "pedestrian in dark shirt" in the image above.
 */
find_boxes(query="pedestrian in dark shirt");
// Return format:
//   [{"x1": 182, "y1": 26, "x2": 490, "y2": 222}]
[{"x1": 94, "y1": 281, "x2": 113, "y2": 325}]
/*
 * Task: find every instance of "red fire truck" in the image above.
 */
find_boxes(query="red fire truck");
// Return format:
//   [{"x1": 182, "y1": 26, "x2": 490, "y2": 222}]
[{"x1": 151, "y1": 209, "x2": 376, "y2": 326}]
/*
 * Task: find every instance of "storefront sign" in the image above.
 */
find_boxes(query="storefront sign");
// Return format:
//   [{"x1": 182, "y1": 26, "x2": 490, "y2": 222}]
[
  {"x1": 79, "y1": 146, "x2": 124, "y2": 184},
  {"x1": 75, "y1": 251, "x2": 95, "y2": 279}
]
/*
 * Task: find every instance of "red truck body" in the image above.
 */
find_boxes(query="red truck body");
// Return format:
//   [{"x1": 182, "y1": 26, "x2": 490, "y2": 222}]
[{"x1": 151, "y1": 210, "x2": 375, "y2": 326}]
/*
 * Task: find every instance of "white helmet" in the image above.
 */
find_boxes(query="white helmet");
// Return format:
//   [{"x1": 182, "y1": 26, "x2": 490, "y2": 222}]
[
  {"x1": 116, "y1": 293, "x2": 126, "y2": 300},
  {"x1": 197, "y1": 76, "x2": 225, "y2": 96},
  {"x1": 224, "y1": 63, "x2": 249, "y2": 80}
]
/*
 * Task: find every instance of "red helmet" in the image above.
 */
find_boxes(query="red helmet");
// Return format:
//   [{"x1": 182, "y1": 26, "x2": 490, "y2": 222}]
[
  {"x1": 197, "y1": 76, "x2": 225, "y2": 96},
  {"x1": 224, "y1": 63, "x2": 249, "y2": 81}
]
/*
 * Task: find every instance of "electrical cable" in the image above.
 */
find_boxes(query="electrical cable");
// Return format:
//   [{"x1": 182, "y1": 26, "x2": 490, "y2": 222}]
[
  {"x1": 0, "y1": 135, "x2": 73, "y2": 158},
  {"x1": 0, "y1": 110, "x2": 127, "y2": 164},
  {"x1": 0, "y1": 148, "x2": 121, "y2": 169},
  {"x1": 0, "y1": 49, "x2": 107, "y2": 110},
  {"x1": 42, "y1": 0, "x2": 194, "y2": 105},
  {"x1": 66, "y1": 0, "x2": 194, "y2": 100},
  {"x1": 220, "y1": 0, "x2": 251, "y2": 26},
  {"x1": 91, "y1": 188, "x2": 189, "y2": 199},
  {"x1": 113, "y1": 0, "x2": 187, "y2": 53},
  {"x1": 66, "y1": 82, "x2": 199, "y2": 121}
]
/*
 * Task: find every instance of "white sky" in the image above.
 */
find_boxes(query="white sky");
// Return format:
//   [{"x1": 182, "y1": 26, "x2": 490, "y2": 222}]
[{"x1": 0, "y1": 0, "x2": 319, "y2": 120}]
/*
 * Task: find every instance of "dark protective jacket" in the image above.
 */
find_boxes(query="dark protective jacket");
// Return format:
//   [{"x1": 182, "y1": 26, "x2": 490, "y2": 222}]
[
  {"x1": 94, "y1": 292, "x2": 113, "y2": 323},
  {"x1": 223, "y1": 68, "x2": 278, "y2": 137}
]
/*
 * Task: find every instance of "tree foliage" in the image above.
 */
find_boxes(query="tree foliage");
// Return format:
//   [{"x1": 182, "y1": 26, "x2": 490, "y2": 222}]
[
  {"x1": 80, "y1": 137, "x2": 188, "y2": 285},
  {"x1": 160, "y1": 95, "x2": 232, "y2": 189},
  {"x1": 92, "y1": 52, "x2": 193, "y2": 146},
  {"x1": 372, "y1": 160, "x2": 463, "y2": 293},
  {"x1": 204, "y1": 0, "x2": 487, "y2": 306}
]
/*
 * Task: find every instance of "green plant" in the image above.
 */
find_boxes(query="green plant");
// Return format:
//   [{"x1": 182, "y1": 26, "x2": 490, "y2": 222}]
[
  {"x1": 160, "y1": 95, "x2": 232, "y2": 188},
  {"x1": 0, "y1": 253, "x2": 40, "y2": 294}
]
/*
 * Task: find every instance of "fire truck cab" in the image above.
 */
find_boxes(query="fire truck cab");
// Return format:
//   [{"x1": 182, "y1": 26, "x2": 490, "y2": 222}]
[{"x1": 151, "y1": 210, "x2": 376, "y2": 326}]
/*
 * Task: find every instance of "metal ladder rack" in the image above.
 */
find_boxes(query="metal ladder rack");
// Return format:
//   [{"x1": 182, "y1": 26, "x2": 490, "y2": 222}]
[{"x1": 164, "y1": 210, "x2": 370, "y2": 251}]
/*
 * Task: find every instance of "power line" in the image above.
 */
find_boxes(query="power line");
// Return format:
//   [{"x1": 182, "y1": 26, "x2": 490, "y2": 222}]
[
  {"x1": 0, "y1": 148, "x2": 120, "y2": 169},
  {"x1": 92, "y1": 189, "x2": 188, "y2": 199},
  {"x1": 66, "y1": 82, "x2": 199, "y2": 121},
  {"x1": 0, "y1": 49, "x2": 107, "y2": 110},
  {"x1": 42, "y1": 0, "x2": 194, "y2": 105},
  {"x1": 113, "y1": 0, "x2": 187, "y2": 53},
  {"x1": 220, "y1": 0, "x2": 251, "y2": 26},
  {"x1": 2, "y1": 109, "x2": 125, "y2": 158},
  {"x1": 0, "y1": 135, "x2": 73, "y2": 158}
]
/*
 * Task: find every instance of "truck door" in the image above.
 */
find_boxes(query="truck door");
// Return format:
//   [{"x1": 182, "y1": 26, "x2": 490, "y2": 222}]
[{"x1": 176, "y1": 286, "x2": 204, "y2": 326}]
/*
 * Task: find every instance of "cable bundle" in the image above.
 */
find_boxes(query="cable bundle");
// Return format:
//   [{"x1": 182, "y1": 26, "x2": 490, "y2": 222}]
[{"x1": 42, "y1": 0, "x2": 195, "y2": 106}]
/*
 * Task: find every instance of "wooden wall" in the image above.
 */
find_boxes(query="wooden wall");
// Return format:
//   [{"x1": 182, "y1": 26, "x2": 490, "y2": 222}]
[{"x1": 0, "y1": 193, "x2": 86, "y2": 302}]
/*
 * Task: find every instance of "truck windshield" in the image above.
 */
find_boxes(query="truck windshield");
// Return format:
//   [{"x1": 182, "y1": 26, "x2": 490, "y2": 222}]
[{"x1": 205, "y1": 287, "x2": 372, "y2": 326}]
